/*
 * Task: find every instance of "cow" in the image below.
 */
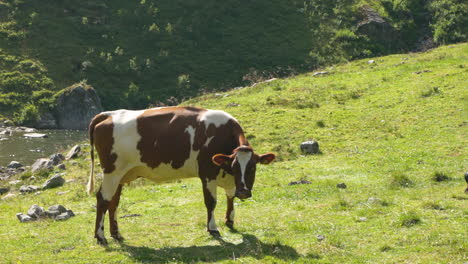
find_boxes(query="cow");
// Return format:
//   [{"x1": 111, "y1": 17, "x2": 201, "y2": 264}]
[{"x1": 87, "y1": 106, "x2": 275, "y2": 245}]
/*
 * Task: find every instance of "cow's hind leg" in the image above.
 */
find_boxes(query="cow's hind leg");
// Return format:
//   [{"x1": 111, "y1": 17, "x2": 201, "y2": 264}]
[
  {"x1": 224, "y1": 187, "x2": 236, "y2": 229},
  {"x1": 109, "y1": 184, "x2": 124, "y2": 242},
  {"x1": 203, "y1": 179, "x2": 219, "y2": 236},
  {"x1": 94, "y1": 174, "x2": 122, "y2": 245}
]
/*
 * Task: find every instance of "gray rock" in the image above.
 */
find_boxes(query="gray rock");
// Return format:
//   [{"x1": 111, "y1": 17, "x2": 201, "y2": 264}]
[
  {"x1": 35, "y1": 111, "x2": 58, "y2": 129},
  {"x1": 336, "y1": 183, "x2": 347, "y2": 189},
  {"x1": 368, "y1": 60, "x2": 375, "y2": 64},
  {"x1": 7, "y1": 161, "x2": 23, "y2": 169},
  {"x1": 49, "y1": 154, "x2": 65, "y2": 166},
  {"x1": 66, "y1": 145, "x2": 81, "y2": 160},
  {"x1": 23, "y1": 133, "x2": 48, "y2": 138},
  {"x1": 0, "y1": 187, "x2": 10, "y2": 195},
  {"x1": 57, "y1": 164, "x2": 66, "y2": 170},
  {"x1": 31, "y1": 158, "x2": 53, "y2": 173},
  {"x1": 9, "y1": 180, "x2": 22, "y2": 185},
  {"x1": 367, "y1": 197, "x2": 382, "y2": 204},
  {"x1": 19, "y1": 185, "x2": 39, "y2": 193},
  {"x1": 54, "y1": 83, "x2": 103, "y2": 130},
  {"x1": 300, "y1": 141, "x2": 320, "y2": 154},
  {"x1": 42, "y1": 173, "x2": 65, "y2": 189},
  {"x1": 17, "y1": 213, "x2": 35, "y2": 223},
  {"x1": 2, "y1": 193, "x2": 16, "y2": 199},
  {"x1": 358, "y1": 217, "x2": 368, "y2": 222},
  {"x1": 316, "y1": 234, "x2": 326, "y2": 241},
  {"x1": 48, "y1": 205, "x2": 67, "y2": 214},
  {"x1": 45, "y1": 210, "x2": 61, "y2": 219},
  {"x1": 55, "y1": 210, "x2": 75, "y2": 221},
  {"x1": 313, "y1": 71, "x2": 329, "y2": 76},
  {"x1": 27, "y1": 204, "x2": 45, "y2": 218},
  {"x1": 288, "y1": 180, "x2": 311, "y2": 186}
]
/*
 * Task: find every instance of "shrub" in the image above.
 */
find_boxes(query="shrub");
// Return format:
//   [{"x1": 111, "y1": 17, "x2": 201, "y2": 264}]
[{"x1": 14, "y1": 103, "x2": 39, "y2": 126}]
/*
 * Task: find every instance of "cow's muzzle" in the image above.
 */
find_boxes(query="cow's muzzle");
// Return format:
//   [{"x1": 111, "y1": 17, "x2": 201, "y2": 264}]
[{"x1": 235, "y1": 188, "x2": 252, "y2": 199}]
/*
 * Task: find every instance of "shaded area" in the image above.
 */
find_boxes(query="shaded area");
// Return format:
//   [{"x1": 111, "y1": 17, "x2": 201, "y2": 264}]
[{"x1": 115, "y1": 233, "x2": 302, "y2": 263}]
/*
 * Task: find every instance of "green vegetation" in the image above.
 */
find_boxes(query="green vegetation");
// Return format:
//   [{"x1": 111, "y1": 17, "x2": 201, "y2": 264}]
[
  {"x1": 0, "y1": 44, "x2": 466, "y2": 263},
  {"x1": 0, "y1": 0, "x2": 466, "y2": 120}
]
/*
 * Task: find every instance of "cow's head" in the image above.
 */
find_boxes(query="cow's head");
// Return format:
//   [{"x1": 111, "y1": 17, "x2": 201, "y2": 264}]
[{"x1": 212, "y1": 146, "x2": 275, "y2": 199}]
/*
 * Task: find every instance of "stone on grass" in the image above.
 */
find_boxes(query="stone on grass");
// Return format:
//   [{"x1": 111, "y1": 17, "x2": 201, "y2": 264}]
[
  {"x1": 313, "y1": 71, "x2": 329, "y2": 76},
  {"x1": 56, "y1": 210, "x2": 75, "y2": 221},
  {"x1": 2, "y1": 193, "x2": 16, "y2": 199},
  {"x1": 300, "y1": 141, "x2": 320, "y2": 154},
  {"x1": 0, "y1": 187, "x2": 9, "y2": 195},
  {"x1": 7, "y1": 161, "x2": 23, "y2": 169},
  {"x1": 336, "y1": 183, "x2": 347, "y2": 189},
  {"x1": 27, "y1": 204, "x2": 45, "y2": 219},
  {"x1": 31, "y1": 158, "x2": 53, "y2": 173},
  {"x1": 288, "y1": 180, "x2": 311, "y2": 186},
  {"x1": 57, "y1": 164, "x2": 66, "y2": 170},
  {"x1": 66, "y1": 145, "x2": 81, "y2": 160},
  {"x1": 49, "y1": 154, "x2": 65, "y2": 166},
  {"x1": 17, "y1": 213, "x2": 35, "y2": 223},
  {"x1": 49, "y1": 205, "x2": 68, "y2": 214},
  {"x1": 358, "y1": 217, "x2": 368, "y2": 222},
  {"x1": 42, "y1": 173, "x2": 65, "y2": 189},
  {"x1": 9, "y1": 180, "x2": 22, "y2": 185},
  {"x1": 316, "y1": 234, "x2": 326, "y2": 241},
  {"x1": 23, "y1": 133, "x2": 48, "y2": 138},
  {"x1": 19, "y1": 185, "x2": 39, "y2": 193}
]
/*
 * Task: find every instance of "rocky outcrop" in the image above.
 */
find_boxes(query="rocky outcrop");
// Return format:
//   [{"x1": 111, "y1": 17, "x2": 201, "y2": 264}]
[
  {"x1": 357, "y1": 6, "x2": 398, "y2": 51},
  {"x1": 54, "y1": 82, "x2": 103, "y2": 130}
]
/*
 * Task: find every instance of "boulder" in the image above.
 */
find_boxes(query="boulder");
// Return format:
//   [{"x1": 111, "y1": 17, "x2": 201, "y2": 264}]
[
  {"x1": 57, "y1": 164, "x2": 66, "y2": 170},
  {"x1": 54, "y1": 82, "x2": 103, "y2": 130},
  {"x1": 300, "y1": 141, "x2": 320, "y2": 154},
  {"x1": 27, "y1": 204, "x2": 45, "y2": 218},
  {"x1": 66, "y1": 145, "x2": 81, "y2": 160},
  {"x1": 19, "y1": 185, "x2": 39, "y2": 193},
  {"x1": 16, "y1": 213, "x2": 35, "y2": 223},
  {"x1": 23, "y1": 133, "x2": 48, "y2": 138},
  {"x1": 55, "y1": 210, "x2": 75, "y2": 221},
  {"x1": 42, "y1": 174, "x2": 65, "y2": 189},
  {"x1": 357, "y1": 6, "x2": 398, "y2": 51},
  {"x1": 7, "y1": 161, "x2": 23, "y2": 169},
  {"x1": 0, "y1": 187, "x2": 9, "y2": 195},
  {"x1": 35, "y1": 111, "x2": 58, "y2": 129},
  {"x1": 49, "y1": 153, "x2": 65, "y2": 166},
  {"x1": 48, "y1": 204, "x2": 68, "y2": 214},
  {"x1": 31, "y1": 158, "x2": 54, "y2": 173}
]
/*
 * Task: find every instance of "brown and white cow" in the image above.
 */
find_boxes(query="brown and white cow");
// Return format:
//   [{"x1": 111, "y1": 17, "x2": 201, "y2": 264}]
[{"x1": 87, "y1": 106, "x2": 275, "y2": 245}]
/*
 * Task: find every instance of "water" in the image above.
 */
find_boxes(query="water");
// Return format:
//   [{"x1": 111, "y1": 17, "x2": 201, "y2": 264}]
[{"x1": 0, "y1": 129, "x2": 87, "y2": 167}]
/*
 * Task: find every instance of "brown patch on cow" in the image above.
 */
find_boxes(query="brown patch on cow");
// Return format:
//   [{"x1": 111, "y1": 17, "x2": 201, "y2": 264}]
[
  {"x1": 93, "y1": 115, "x2": 118, "y2": 174},
  {"x1": 137, "y1": 107, "x2": 207, "y2": 169}
]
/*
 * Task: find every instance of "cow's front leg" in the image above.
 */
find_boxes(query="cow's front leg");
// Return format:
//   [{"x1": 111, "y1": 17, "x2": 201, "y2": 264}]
[
  {"x1": 224, "y1": 186, "x2": 236, "y2": 229},
  {"x1": 202, "y1": 179, "x2": 219, "y2": 236},
  {"x1": 109, "y1": 184, "x2": 124, "y2": 242}
]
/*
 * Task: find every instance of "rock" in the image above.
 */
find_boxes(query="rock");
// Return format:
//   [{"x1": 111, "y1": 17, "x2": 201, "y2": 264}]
[
  {"x1": 336, "y1": 183, "x2": 347, "y2": 189},
  {"x1": 120, "y1": 214, "x2": 142, "y2": 218},
  {"x1": 288, "y1": 180, "x2": 311, "y2": 186},
  {"x1": 0, "y1": 187, "x2": 9, "y2": 195},
  {"x1": 2, "y1": 193, "x2": 16, "y2": 199},
  {"x1": 9, "y1": 180, "x2": 22, "y2": 185},
  {"x1": 27, "y1": 204, "x2": 45, "y2": 218},
  {"x1": 56, "y1": 191, "x2": 70, "y2": 195},
  {"x1": 55, "y1": 210, "x2": 75, "y2": 221},
  {"x1": 42, "y1": 174, "x2": 66, "y2": 189},
  {"x1": 300, "y1": 141, "x2": 320, "y2": 154},
  {"x1": 358, "y1": 217, "x2": 368, "y2": 222},
  {"x1": 313, "y1": 71, "x2": 329, "y2": 76},
  {"x1": 66, "y1": 145, "x2": 81, "y2": 160},
  {"x1": 49, "y1": 154, "x2": 65, "y2": 166},
  {"x1": 54, "y1": 82, "x2": 103, "y2": 130},
  {"x1": 357, "y1": 6, "x2": 398, "y2": 51},
  {"x1": 316, "y1": 234, "x2": 326, "y2": 241},
  {"x1": 57, "y1": 164, "x2": 66, "y2": 170},
  {"x1": 35, "y1": 111, "x2": 58, "y2": 129},
  {"x1": 17, "y1": 213, "x2": 35, "y2": 223},
  {"x1": 23, "y1": 133, "x2": 48, "y2": 138},
  {"x1": 368, "y1": 60, "x2": 375, "y2": 64},
  {"x1": 7, "y1": 161, "x2": 23, "y2": 169},
  {"x1": 19, "y1": 185, "x2": 39, "y2": 193},
  {"x1": 34, "y1": 191, "x2": 42, "y2": 195},
  {"x1": 31, "y1": 158, "x2": 54, "y2": 173},
  {"x1": 367, "y1": 197, "x2": 382, "y2": 204},
  {"x1": 226, "y1": 103, "x2": 240, "y2": 107},
  {"x1": 45, "y1": 210, "x2": 61, "y2": 219},
  {"x1": 48, "y1": 205, "x2": 68, "y2": 214}
]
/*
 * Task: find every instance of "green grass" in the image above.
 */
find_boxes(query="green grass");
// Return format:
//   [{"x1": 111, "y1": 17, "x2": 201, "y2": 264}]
[{"x1": 0, "y1": 44, "x2": 467, "y2": 263}]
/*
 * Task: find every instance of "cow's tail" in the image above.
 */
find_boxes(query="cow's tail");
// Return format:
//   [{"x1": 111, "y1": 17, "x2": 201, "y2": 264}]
[{"x1": 87, "y1": 113, "x2": 107, "y2": 195}]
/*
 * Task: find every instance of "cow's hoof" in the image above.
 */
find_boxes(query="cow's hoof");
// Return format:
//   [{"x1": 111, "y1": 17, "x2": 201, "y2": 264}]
[
  {"x1": 111, "y1": 234, "x2": 125, "y2": 243},
  {"x1": 225, "y1": 220, "x2": 234, "y2": 229},
  {"x1": 209, "y1": 230, "x2": 221, "y2": 237},
  {"x1": 96, "y1": 237, "x2": 108, "y2": 246}
]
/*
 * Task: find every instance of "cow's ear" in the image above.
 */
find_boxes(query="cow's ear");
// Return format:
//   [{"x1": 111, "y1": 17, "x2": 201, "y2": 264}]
[
  {"x1": 212, "y1": 154, "x2": 233, "y2": 167},
  {"x1": 258, "y1": 153, "x2": 276, "y2": 165}
]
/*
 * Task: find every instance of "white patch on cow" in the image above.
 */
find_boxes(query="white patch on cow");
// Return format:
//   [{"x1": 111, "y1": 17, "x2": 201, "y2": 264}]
[
  {"x1": 185, "y1": 125, "x2": 196, "y2": 148},
  {"x1": 96, "y1": 217, "x2": 105, "y2": 239},
  {"x1": 206, "y1": 179, "x2": 218, "y2": 231},
  {"x1": 236, "y1": 151, "x2": 252, "y2": 188},
  {"x1": 200, "y1": 110, "x2": 237, "y2": 128},
  {"x1": 204, "y1": 136, "x2": 214, "y2": 147}
]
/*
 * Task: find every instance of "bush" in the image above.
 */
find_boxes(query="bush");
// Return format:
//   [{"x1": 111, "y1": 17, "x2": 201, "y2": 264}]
[
  {"x1": 14, "y1": 103, "x2": 39, "y2": 126},
  {"x1": 432, "y1": 171, "x2": 450, "y2": 182}
]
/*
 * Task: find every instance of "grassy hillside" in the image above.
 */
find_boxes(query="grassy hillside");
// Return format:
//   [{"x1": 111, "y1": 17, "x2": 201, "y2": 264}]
[
  {"x1": 0, "y1": 44, "x2": 466, "y2": 263},
  {"x1": 1, "y1": 0, "x2": 466, "y2": 120}
]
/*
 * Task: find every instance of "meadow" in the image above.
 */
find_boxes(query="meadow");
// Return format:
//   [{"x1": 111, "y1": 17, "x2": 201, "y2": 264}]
[{"x1": 0, "y1": 43, "x2": 466, "y2": 263}]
